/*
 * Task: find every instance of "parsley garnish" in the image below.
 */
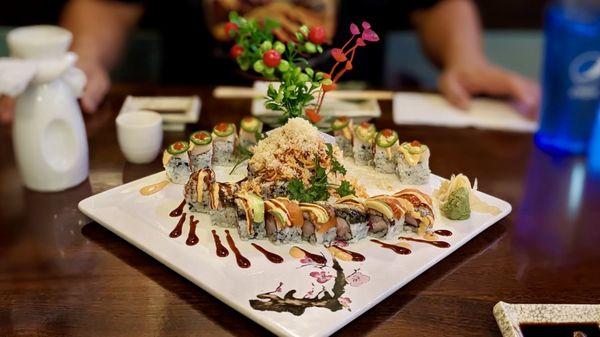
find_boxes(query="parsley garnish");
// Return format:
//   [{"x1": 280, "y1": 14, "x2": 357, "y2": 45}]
[{"x1": 336, "y1": 180, "x2": 356, "y2": 197}]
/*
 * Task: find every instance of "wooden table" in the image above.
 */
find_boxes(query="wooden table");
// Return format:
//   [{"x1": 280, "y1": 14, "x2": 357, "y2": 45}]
[{"x1": 1, "y1": 85, "x2": 599, "y2": 337}]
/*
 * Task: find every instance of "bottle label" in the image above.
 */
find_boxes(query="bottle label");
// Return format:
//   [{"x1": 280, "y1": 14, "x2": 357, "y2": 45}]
[{"x1": 568, "y1": 51, "x2": 600, "y2": 100}]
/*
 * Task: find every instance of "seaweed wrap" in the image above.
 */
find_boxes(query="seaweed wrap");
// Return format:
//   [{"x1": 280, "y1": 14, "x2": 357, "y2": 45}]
[
  {"x1": 332, "y1": 196, "x2": 369, "y2": 242},
  {"x1": 265, "y1": 198, "x2": 304, "y2": 244},
  {"x1": 373, "y1": 129, "x2": 399, "y2": 174},
  {"x1": 331, "y1": 117, "x2": 353, "y2": 157},
  {"x1": 208, "y1": 182, "x2": 239, "y2": 227},
  {"x1": 393, "y1": 189, "x2": 435, "y2": 235},
  {"x1": 188, "y1": 131, "x2": 213, "y2": 172},
  {"x1": 299, "y1": 202, "x2": 337, "y2": 244},
  {"x1": 239, "y1": 116, "x2": 263, "y2": 149},
  {"x1": 212, "y1": 122, "x2": 237, "y2": 166},
  {"x1": 353, "y1": 122, "x2": 376, "y2": 166},
  {"x1": 184, "y1": 168, "x2": 216, "y2": 213},
  {"x1": 396, "y1": 141, "x2": 431, "y2": 185},
  {"x1": 163, "y1": 141, "x2": 191, "y2": 184},
  {"x1": 365, "y1": 195, "x2": 407, "y2": 240},
  {"x1": 234, "y1": 192, "x2": 266, "y2": 240}
]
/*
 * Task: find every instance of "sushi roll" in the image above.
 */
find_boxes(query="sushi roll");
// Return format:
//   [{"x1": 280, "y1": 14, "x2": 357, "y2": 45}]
[
  {"x1": 299, "y1": 202, "x2": 337, "y2": 244},
  {"x1": 265, "y1": 198, "x2": 304, "y2": 244},
  {"x1": 234, "y1": 192, "x2": 266, "y2": 240},
  {"x1": 396, "y1": 141, "x2": 431, "y2": 185},
  {"x1": 393, "y1": 189, "x2": 435, "y2": 235},
  {"x1": 332, "y1": 196, "x2": 369, "y2": 242},
  {"x1": 188, "y1": 131, "x2": 213, "y2": 172},
  {"x1": 208, "y1": 182, "x2": 238, "y2": 227},
  {"x1": 331, "y1": 117, "x2": 353, "y2": 157},
  {"x1": 365, "y1": 195, "x2": 407, "y2": 240},
  {"x1": 239, "y1": 116, "x2": 263, "y2": 149},
  {"x1": 163, "y1": 141, "x2": 191, "y2": 184},
  {"x1": 184, "y1": 168, "x2": 215, "y2": 213},
  {"x1": 212, "y1": 122, "x2": 237, "y2": 166},
  {"x1": 353, "y1": 122, "x2": 376, "y2": 166},
  {"x1": 373, "y1": 129, "x2": 399, "y2": 174}
]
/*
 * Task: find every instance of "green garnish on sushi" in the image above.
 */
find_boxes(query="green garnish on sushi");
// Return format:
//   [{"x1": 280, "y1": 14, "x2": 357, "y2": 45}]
[
  {"x1": 190, "y1": 131, "x2": 212, "y2": 145},
  {"x1": 167, "y1": 141, "x2": 190, "y2": 155},
  {"x1": 441, "y1": 186, "x2": 471, "y2": 220},
  {"x1": 355, "y1": 122, "x2": 376, "y2": 142},
  {"x1": 331, "y1": 117, "x2": 350, "y2": 131},
  {"x1": 245, "y1": 193, "x2": 265, "y2": 223},
  {"x1": 240, "y1": 116, "x2": 262, "y2": 133},
  {"x1": 402, "y1": 140, "x2": 426, "y2": 154},
  {"x1": 375, "y1": 129, "x2": 398, "y2": 148},
  {"x1": 213, "y1": 122, "x2": 236, "y2": 137}
]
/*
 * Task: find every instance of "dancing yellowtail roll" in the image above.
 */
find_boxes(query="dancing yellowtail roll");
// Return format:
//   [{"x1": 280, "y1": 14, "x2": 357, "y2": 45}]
[
  {"x1": 265, "y1": 198, "x2": 304, "y2": 244},
  {"x1": 365, "y1": 195, "x2": 407, "y2": 240},
  {"x1": 393, "y1": 189, "x2": 435, "y2": 235},
  {"x1": 300, "y1": 202, "x2": 337, "y2": 244},
  {"x1": 332, "y1": 196, "x2": 368, "y2": 242}
]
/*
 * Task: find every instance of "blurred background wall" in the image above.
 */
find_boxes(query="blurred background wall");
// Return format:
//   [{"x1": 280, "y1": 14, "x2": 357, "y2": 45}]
[{"x1": 0, "y1": 0, "x2": 550, "y2": 88}]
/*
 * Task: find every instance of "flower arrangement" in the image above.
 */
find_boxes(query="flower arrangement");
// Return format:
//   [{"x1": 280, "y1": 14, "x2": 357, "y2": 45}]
[{"x1": 226, "y1": 12, "x2": 379, "y2": 124}]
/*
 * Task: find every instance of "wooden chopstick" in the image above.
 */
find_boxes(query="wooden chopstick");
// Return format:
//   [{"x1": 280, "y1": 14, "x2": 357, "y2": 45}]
[{"x1": 213, "y1": 86, "x2": 394, "y2": 100}]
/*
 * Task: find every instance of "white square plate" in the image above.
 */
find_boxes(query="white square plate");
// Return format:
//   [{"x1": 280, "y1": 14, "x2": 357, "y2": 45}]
[{"x1": 79, "y1": 161, "x2": 511, "y2": 337}]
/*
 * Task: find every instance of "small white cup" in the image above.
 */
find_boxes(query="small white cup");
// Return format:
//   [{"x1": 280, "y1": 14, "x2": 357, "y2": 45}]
[{"x1": 116, "y1": 110, "x2": 163, "y2": 164}]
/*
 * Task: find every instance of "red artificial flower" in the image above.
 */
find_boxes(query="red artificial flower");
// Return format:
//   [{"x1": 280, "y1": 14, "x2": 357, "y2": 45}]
[
  {"x1": 362, "y1": 21, "x2": 371, "y2": 30},
  {"x1": 350, "y1": 23, "x2": 360, "y2": 35},
  {"x1": 362, "y1": 29, "x2": 379, "y2": 42},
  {"x1": 356, "y1": 37, "x2": 366, "y2": 47},
  {"x1": 305, "y1": 108, "x2": 323, "y2": 123},
  {"x1": 331, "y1": 48, "x2": 347, "y2": 62},
  {"x1": 345, "y1": 61, "x2": 353, "y2": 70}
]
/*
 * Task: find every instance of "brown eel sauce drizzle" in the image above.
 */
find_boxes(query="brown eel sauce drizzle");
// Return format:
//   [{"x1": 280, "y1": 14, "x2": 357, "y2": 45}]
[
  {"x1": 399, "y1": 236, "x2": 450, "y2": 248},
  {"x1": 371, "y1": 239, "x2": 412, "y2": 255},
  {"x1": 225, "y1": 230, "x2": 251, "y2": 268},
  {"x1": 169, "y1": 213, "x2": 186, "y2": 238},
  {"x1": 433, "y1": 229, "x2": 453, "y2": 237},
  {"x1": 185, "y1": 215, "x2": 199, "y2": 246},
  {"x1": 252, "y1": 243, "x2": 284, "y2": 264},
  {"x1": 332, "y1": 245, "x2": 366, "y2": 262},
  {"x1": 211, "y1": 230, "x2": 229, "y2": 257},
  {"x1": 169, "y1": 200, "x2": 186, "y2": 217}
]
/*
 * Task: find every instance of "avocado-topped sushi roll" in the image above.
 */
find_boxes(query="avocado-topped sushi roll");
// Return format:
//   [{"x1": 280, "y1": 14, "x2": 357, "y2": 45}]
[
  {"x1": 396, "y1": 141, "x2": 431, "y2": 185},
  {"x1": 184, "y1": 168, "x2": 215, "y2": 213},
  {"x1": 265, "y1": 198, "x2": 304, "y2": 244},
  {"x1": 374, "y1": 129, "x2": 399, "y2": 174},
  {"x1": 353, "y1": 122, "x2": 376, "y2": 166},
  {"x1": 299, "y1": 203, "x2": 337, "y2": 244},
  {"x1": 365, "y1": 195, "x2": 407, "y2": 240},
  {"x1": 234, "y1": 192, "x2": 266, "y2": 240},
  {"x1": 331, "y1": 117, "x2": 353, "y2": 157},
  {"x1": 163, "y1": 141, "x2": 191, "y2": 184},
  {"x1": 393, "y1": 189, "x2": 435, "y2": 235},
  {"x1": 188, "y1": 131, "x2": 213, "y2": 172},
  {"x1": 332, "y1": 196, "x2": 369, "y2": 242},
  {"x1": 208, "y1": 182, "x2": 238, "y2": 227},
  {"x1": 239, "y1": 116, "x2": 263, "y2": 149},
  {"x1": 212, "y1": 122, "x2": 237, "y2": 166}
]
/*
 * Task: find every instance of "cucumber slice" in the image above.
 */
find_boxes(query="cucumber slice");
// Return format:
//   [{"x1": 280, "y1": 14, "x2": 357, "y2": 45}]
[
  {"x1": 331, "y1": 117, "x2": 350, "y2": 131},
  {"x1": 167, "y1": 141, "x2": 190, "y2": 155},
  {"x1": 375, "y1": 129, "x2": 398, "y2": 148},
  {"x1": 190, "y1": 131, "x2": 212, "y2": 145},
  {"x1": 241, "y1": 117, "x2": 262, "y2": 133},
  {"x1": 213, "y1": 123, "x2": 235, "y2": 137}
]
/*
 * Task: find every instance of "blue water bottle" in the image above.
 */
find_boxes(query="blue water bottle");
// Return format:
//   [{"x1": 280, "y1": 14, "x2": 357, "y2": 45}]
[{"x1": 536, "y1": 1, "x2": 600, "y2": 155}]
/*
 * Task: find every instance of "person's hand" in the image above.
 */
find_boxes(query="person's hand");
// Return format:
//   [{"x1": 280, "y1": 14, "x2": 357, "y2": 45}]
[
  {"x1": 438, "y1": 61, "x2": 540, "y2": 118},
  {"x1": 0, "y1": 95, "x2": 16, "y2": 125},
  {"x1": 245, "y1": 2, "x2": 332, "y2": 42},
  {"x1": 77, "y1": 59, "x2": 111, "y2": 114}
]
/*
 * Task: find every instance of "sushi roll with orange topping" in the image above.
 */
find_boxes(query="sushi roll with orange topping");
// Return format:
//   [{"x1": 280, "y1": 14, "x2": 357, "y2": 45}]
[
  {"x1": 299, "y1": 202, "x2": 337, "y2": 244},
  {"x1": 373, "y1": 129, "x2": 399, "y2": 174},
  {"x1": 208, "y1": 182, "x2": 238, "y2": 227},
  {"x1": 163, "y1": 141, "x2": 191, "y2": 184},
  {"x1": 331, "y1": 117, "x2": 353, "y2": 157},
  {"x1": 393, "y1": 189, "x2": 435, "y2": 235},
  {"x1": 212, "y1": 122, "x2": 237, "y2": 166},
  {"x1": 265, "y1": 198, "x2": 304, "y2": 244},
  {"x1": 396, "y1": 141, "x2": 431, "y2": 185},
  {"x1": 353, "y1": 122, "x2": 376, "y2": 166},
  {"x1": 188, "y1": 131, "x2": 213, "y2": 172}
]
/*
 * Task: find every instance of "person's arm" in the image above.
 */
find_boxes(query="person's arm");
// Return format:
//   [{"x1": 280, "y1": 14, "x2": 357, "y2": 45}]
[
  {"x1": 411, "y1": 0, "x2": 539, "y2": 117},
  {"x1": 60, "y1": 0, "x2": 144, "y2": 113}
]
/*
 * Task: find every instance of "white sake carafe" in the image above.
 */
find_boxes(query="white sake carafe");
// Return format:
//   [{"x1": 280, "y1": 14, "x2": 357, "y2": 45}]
[{"x1": 6, "y1": 26, "x2": 89, "y2": 192}]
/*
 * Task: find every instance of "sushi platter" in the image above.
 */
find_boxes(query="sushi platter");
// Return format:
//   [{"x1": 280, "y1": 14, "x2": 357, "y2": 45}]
[{"x1": 79, "y1": 116, "x2": 511, "y2": 337}]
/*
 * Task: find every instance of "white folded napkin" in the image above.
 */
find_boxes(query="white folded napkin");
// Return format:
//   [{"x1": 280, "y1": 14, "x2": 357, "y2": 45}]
[{"x1": 393, "y1": 92, "x2": 537, "y2": 132}]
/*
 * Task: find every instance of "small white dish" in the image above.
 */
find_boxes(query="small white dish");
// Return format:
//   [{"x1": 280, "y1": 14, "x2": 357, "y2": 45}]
[
  {"x1": 494, "y1": 301, "x2": 600, "y2": 337},
  {"x1": 119, "y1": 96, "x2": 201, "y2": 130},
  {"x1": 116, "y1": 110, "x2": 163, "y2": 164}
]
